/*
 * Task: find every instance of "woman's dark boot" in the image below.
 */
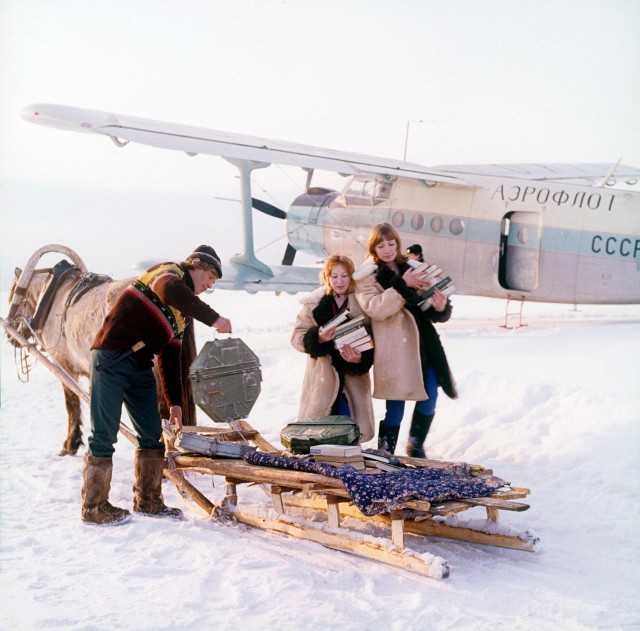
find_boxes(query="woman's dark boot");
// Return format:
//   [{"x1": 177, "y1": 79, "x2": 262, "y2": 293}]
[
  {"x1": 406, "y1": 411, "x2": 434, "y2": 459},
  {"x1": 377, "y1": 421, "x2": 400, "y2": 455},
  {"x1": 133, "y1": 449, "x2": 183, "y2": 518}
]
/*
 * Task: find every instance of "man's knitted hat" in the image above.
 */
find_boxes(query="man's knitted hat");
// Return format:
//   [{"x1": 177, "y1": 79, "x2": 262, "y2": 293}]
[{"x1": 188, "y1": 245, "x2": 223, "y2": 279}]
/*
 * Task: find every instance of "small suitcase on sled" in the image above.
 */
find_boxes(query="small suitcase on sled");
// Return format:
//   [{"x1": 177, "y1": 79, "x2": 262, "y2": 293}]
[
  {"x1": 173, "y1": 431, "x2": 257, "y2": 458},
  {"x1": 280, "y1": 415, "x2": 361, "y2": 454}
]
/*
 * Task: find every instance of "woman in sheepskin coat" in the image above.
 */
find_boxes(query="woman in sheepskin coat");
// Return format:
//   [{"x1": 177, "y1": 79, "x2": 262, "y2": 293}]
[
  {"x1": 291, "y1": 255, "x2": 375, "y2": 443},
  {"x1": 354, "y1": 223, "x2": 457, "y2": 456}
]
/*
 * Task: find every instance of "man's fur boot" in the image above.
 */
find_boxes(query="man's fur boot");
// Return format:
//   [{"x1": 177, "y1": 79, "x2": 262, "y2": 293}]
[
  {"x1": 406, "y1": 410, "x2": 434, "y2": 459},
  {"x1": 81, "y1": 454, "x2": 131, "y2": 525},
  {"x1": 133, "y1": 449, "x2": 183, "y2": 519},
  {"x1": 377, "y1": 421, "x2": 400, "y2": 455}
]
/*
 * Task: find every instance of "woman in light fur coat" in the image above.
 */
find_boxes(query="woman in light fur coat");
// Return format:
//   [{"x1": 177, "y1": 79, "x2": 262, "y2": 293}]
[
  {"x1": 291, "y1": 255, "x2": 375, "y2": 443},
  {"x1": 353, "y1": 223, "x2": 457, "y2": 456}
]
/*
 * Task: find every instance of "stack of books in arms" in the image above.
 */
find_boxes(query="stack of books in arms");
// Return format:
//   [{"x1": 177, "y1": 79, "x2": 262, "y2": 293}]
[
  {"x1": 407, "y1": 259, "x2": 456, "y2": 310},
  {"x1": 309, "y1": 444, "x2": 366, "y2": 470},
  {"x1": 320, "y1": 309, "x2": 374, "y2": 352},
  {"x1": 333, "y1": 315, "x2": 374, "y2": 352}
]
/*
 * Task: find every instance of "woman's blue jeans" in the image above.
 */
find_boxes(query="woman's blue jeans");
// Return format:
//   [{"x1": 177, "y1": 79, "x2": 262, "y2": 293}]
[{"x1": 383, "y1": 367, "x2": 438, "y2": 427}]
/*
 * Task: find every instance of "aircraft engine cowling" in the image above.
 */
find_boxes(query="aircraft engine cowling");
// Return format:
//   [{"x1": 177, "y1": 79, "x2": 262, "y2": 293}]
[{"x1": 286, "y1": 188, "x2": 339, "y2": 258}]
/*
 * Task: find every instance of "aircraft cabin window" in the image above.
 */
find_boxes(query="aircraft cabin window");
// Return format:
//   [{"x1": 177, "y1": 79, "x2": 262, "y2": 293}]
[
  {"x1": 450, "y1": 218, "x2": 465, "y2": 235},
  {"x1": 411, "y1": 214, "x2": 424, "y2": 230},
  {"x1": 392, "y1": 211, "x2": 405, "y2": 228},
  {"x1": 431, "y1": 216, "x2": 444, "y2": 233}
]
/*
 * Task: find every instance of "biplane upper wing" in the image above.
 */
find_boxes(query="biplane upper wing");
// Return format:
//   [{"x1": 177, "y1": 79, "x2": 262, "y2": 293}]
[{"x1": 22, "y1": 104, "x2": 468, "y2": 185}]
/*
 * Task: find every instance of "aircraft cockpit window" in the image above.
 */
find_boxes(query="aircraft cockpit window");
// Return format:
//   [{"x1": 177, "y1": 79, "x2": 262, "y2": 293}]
[
  {"x1": 374, "y1": 181, "x2": 392, "y2": 199},
  {"x1": 363, "y1": 180, "x2": 377, "y2": 198},
  {"x1": 344, "y1": 177, "x2": 392, "y2": 205}
]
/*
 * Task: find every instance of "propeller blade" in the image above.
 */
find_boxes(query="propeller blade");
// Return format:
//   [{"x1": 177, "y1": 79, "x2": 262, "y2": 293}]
[
  {"x1": 281, "y1": 243, "x2": 297, "y2": 266},
  {"x1": 251, "y1": 198, "x2": 287, "y2": 219}
]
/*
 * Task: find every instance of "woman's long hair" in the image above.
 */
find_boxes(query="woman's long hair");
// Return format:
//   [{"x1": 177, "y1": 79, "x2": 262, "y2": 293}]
[
  {"x1": 320, "y1": 254, "x2": 356, "y2": 295},
  {"x1": 367, "y1": 222, "x2": 407, "y2": 266}
]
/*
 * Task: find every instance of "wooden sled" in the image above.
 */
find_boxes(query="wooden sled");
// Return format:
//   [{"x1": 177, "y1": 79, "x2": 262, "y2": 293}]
[
  {"x1": 163, "y1": 420, "x2": 538, "y2": 580},
  {"x1": 2, "y1": 318, "x2": 535, "y2": 580}
]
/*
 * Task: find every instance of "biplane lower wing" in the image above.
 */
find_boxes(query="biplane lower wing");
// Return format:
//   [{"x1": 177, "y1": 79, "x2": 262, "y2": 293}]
[{"x1": 216, "y1": 261, "x2": 321, "y2": 293}]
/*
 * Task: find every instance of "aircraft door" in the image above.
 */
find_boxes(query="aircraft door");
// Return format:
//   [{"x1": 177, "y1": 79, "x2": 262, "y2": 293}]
[{"x1": 499, "y1": 211, "x2": 543, "y2": 292}]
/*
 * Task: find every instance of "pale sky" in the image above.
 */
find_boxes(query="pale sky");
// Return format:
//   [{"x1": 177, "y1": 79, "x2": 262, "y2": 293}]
[{"x1": 1, "y1": 0, "x2": 639, "y2": 285}]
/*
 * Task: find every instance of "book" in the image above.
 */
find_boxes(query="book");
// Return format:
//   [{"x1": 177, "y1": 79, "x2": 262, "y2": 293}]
[
  {"x1": 310, "y1": 444, "x2": 362, "y2": 457},
  {"x1": 315, "y1": 459, "x2": 366, "y2": 470},
  {"x1": 362, "y1": 449, "x2": 403, "y2": 467},
  {"x1": 374, "y1": 462, "x2": 402, "y2": 473},
  {"x1": 313, "y1": 457, "x2": 366, "y2": 470},
  {"x1": 349, "y1": 333, "x2": 374, "y2": 347},
  {"x1": 314, "y1": 455, "x2": 364, "y2": 464},
  {"x1": 311, "y1": 444, "x2": 366, "y2": 470},
  {"x1": 335, "y1": 329, "x2": 372, "y2": 350},
  {"x1": 319, "y1": 308, "x2": 351, "y2": 333},
  {"x1": 373, "y1": 461, "x2": 402, "y2": 472},
  {"x1": 361, "y1": 451, "x2": 390, "y2": 464},
  {"x1": 407, "y1": 259, "x2": 442, "y2": 281},
  {"x1": 407, "y1": 258, "x2": 455, "y2": 309},
  {"x1": 419, "y1": 283, "x2": 456, "y2": 310},
  {"x1": 330, "y1": 314, "x2": 373, "y2": 351},
  {"x1": 423, "y1": 275, "x2": 451, "y2": 295},
  {"x1": 406, "y1": 259, "x2": 429, "y2": 271},
  {"x1": 334, "y1": 327, "x2": 369, "y2": 347},
  {"x1": 350, "y1": 338, "x2": 374, "y2": 352},
  {"x1": 345, "y1": 332, "x2": 373, "y2": 347},
  {"x1": 422, "y1": 266, "x2": 444, "y2": 282},
  {"x1": 333, "y1": 314, "x2": 365, "y2": 335}
]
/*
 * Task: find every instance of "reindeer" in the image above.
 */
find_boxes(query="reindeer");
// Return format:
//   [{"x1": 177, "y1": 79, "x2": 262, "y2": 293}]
[{"x1": 6, "y1": 245, "x2": 195, "y2": 455}]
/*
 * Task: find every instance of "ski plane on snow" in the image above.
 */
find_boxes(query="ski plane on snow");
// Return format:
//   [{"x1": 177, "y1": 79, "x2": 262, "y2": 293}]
[{"x1": 21, "y1": 103, "x2": 640, "y2": 304}]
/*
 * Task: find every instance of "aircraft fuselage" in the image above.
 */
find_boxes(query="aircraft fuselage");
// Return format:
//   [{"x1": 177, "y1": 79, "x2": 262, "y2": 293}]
[{"x1": 287, "y1": 175, "x2": 640, "y2": 304}]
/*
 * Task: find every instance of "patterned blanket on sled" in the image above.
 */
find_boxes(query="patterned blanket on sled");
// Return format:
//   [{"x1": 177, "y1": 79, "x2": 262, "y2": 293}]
[{"x1": 245, "y1": 452, "x2": 508, "y2": 516}]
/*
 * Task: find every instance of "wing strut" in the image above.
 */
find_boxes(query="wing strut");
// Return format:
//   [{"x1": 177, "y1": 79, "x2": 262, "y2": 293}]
[{"x1": 224, "y1": 159, "x2": 273, "y2": 277}]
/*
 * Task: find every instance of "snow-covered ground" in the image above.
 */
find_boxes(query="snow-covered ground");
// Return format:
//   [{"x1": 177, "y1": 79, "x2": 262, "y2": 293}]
[{"x1": 1, "y1": 290, "x2": 639, "y2": 630}]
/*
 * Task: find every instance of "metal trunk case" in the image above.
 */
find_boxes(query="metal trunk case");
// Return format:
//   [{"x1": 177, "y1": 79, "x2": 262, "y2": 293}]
[
  {"x1": 280, "y1": 415, "x2": 361, "y2": 454},
  {"x1": 189, "y1": 338, "x2": 262, "y2": 423}
]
